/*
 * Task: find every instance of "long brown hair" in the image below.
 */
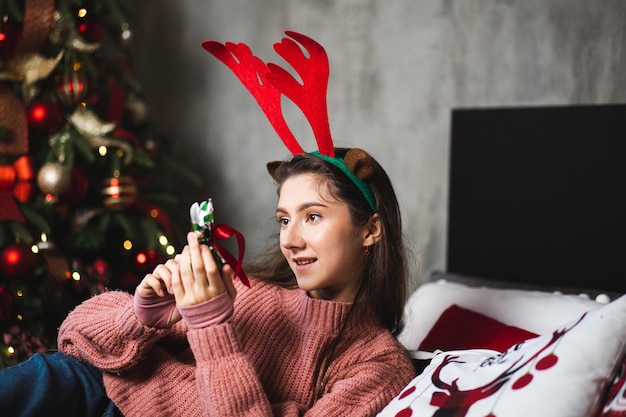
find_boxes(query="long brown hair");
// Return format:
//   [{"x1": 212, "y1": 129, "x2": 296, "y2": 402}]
[{"x1": 244, "y1": 148, "x2": 408, "y2": 336}]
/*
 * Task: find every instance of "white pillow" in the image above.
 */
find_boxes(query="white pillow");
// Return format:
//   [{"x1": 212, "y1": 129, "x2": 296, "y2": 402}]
[
  {"x1": 399, "y1": 279, "x2": 605, "y2": 351},
  {"x1": 381, "y1": 294, "x2": 626, "y2": 417}
]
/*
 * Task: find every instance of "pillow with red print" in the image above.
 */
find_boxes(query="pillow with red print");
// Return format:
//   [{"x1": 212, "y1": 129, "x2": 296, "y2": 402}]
[
  {"x1": 599, "y1": 353, "x2": 626, "y2": 417},
  {"x1": 418, "y1": 304, "x2": 539, "y2": 353},
  {"x1": 398, "y1": 279, "x2": 606, "y2": 352},
  {"x1": 379, "y1": 294, "x2": 626, "y2": 417}
]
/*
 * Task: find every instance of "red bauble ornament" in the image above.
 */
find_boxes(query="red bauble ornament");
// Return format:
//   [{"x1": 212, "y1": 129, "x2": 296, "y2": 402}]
[
  {"x1": 0, "y1": 242, "x2": 39, "y2": 279},
  {"x1": 0, "y1": 285, "x2": 16, "y2": 323},
  {"x1": 26, "y1": 99, "x2": 65, "y2": 136}
]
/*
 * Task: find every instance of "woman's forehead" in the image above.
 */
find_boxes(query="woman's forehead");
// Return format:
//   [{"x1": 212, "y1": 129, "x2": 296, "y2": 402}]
[{"x1": 278, "y1": 174, "x2": 338, "y2": 205}]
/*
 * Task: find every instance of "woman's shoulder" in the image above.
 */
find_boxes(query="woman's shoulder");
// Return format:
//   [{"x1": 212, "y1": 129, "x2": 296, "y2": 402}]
[
  {"x1": 347, "y1": 319, "x2": 412, "y2": 363},
  {"x1": 76, "y1": 289, "x2": 134, "y2": 310}
]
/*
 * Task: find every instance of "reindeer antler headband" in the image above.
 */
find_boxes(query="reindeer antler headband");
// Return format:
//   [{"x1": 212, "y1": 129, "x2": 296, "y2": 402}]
[{"x1": 201, "y1": 31, "x2": 377, "y2": 213}]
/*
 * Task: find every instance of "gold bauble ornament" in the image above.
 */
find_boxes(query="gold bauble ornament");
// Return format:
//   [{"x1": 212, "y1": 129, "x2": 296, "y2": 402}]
[
  {"x1": 37, "y1": 162, "x2": 71, "y2": 195},
  {"x1": 55, "y1": 70, "x2": 88, "y2": 107}
]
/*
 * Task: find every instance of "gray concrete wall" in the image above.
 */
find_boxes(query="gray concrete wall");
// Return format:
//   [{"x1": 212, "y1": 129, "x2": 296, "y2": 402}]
[{"x1": 131, "y1": 0, "x2": 626, "y2": 292}]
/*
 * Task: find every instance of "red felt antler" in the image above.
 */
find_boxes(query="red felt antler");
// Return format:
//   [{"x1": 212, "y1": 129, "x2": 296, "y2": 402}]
[
  {"x1": 201, "y1": 31, "x2": 334, "y2": 157},
  {"x1": 201, "y1": 40, "x2": 303, "y2": 155},
  {"x1": 267, "y1": 31, "x2": 334, "y2": 157}
]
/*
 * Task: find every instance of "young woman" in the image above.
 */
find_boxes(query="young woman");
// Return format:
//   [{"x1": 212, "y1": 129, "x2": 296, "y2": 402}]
[
  {"x1": 0, "y1": 148, "x2": 415, "y2": 417},
  {"x1": 0, "y1": 32, "x2": 417, "y2": 417}
]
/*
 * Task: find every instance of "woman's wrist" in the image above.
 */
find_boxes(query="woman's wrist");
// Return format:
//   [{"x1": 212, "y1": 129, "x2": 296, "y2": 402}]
[
  {"x1": 178, "y1": 291, "x2": 234, "y2": 329},
  {"x1": 133, "y1": 291, "x2": 176, "y2": 328}
]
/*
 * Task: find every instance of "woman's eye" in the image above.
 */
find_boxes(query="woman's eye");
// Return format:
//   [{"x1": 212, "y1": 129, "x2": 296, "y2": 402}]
[
  {"x1": 306, "y1": 213, "x2": 321, "y2": 222},
  {"x1": 277, "y1": 217, "x2": 290, "y2": 226}
]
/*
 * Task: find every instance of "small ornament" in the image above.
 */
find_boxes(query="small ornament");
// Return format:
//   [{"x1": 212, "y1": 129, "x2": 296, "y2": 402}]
[
  {"x1": 37, "y1": 162, "x2": 71, "y2": 196},
  {"x1": 189, "y1": 198, "x2": 250, "y2": 287},
  {"x1": 55, "y1": 70, "x2": 88, "y2": 107},
  {"x1": 190, "y1": 198, "x2": 225, "y2": 268},
  {"x1": 190, "y1": 199, "x2": 216, "y2": 244},
  {"x1": 102, "y1": 176, "x2": 137, "y2": 210},
  {"x1": 0, "y1": 285, "x2": 15, "y2": 323},
  {"x1": 0, "y1": 242, "x2": 39, "y2": 279},
  {"x1": 120, "y1": 22, "x2": 132, "y2": 46},
  {"x1": 77, "y1": 16, "x2": 104, "y2": 43},
  {"x1": 26, "y1": 98, "x2": 65, "y2": 137}
]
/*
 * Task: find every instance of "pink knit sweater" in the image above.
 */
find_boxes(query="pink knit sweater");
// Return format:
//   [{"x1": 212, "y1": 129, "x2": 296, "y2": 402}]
[{"x1": 58, "y1": 278, "x2": 415, "y2": 416}]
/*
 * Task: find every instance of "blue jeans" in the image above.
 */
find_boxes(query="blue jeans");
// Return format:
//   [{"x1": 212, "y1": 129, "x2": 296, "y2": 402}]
[{"x1": 0, "y1": 351, "x2": 122, "y2": 417}]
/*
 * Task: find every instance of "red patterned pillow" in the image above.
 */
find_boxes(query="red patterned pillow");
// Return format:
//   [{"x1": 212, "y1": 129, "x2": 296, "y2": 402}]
[
  {"x1": 378, "y1": 295, "x2": 626, "y2": 417},
  {"x1": 418, "y1": 304, "x2": 538, "y2": 353},
  {"x1": 599, "y1": 353, "x2": 626, "y2": 416}
]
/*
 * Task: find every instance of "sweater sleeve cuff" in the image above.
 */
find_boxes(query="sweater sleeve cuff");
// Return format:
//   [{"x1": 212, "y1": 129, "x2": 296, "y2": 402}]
[
  {"x1": 178, "y1": 292, "x2": 234, "y2": 329},
  {"x1": 133, "y1": 291, "x2": 176, "y2": 328},
  {"x1": 186, "y1": 323, "x2": 240, "y2": 361}
]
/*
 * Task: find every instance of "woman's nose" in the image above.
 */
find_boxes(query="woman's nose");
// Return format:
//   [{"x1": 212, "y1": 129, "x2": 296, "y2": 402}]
[{"x1": 281, "y1": 222, "x2": 305, "y2": 249}]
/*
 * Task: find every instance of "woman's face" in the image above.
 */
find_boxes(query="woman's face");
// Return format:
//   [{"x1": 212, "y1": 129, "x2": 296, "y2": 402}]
[{"x1": 276, "y1": 173, "x2": 372, "y2": 301}]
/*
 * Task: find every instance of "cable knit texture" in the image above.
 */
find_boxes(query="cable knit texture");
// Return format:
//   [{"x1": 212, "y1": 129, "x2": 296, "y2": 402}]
[{"x1": 58, "y1": 278, "x2": 416, "y2": 417}]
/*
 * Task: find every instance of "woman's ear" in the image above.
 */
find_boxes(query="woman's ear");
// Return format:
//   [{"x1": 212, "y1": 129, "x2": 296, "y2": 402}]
[{"x1": 362, "y1": 213, "x2": 382, "y2": 247}]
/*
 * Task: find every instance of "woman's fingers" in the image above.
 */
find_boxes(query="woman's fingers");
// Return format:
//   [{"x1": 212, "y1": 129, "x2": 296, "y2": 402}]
[
  {"x1": 136, "y1": 273, "x2": 167, "y2": 297},
  {"x1": 221, "y1": 264, "x2": 237, "y2": 302},
  {"x1": 136, "y1": 259, "x2": 179, "y2": 297},
  {"x1": 171, "y1": 247, "x2": 187, "y2": 301},
  {"x1": 199, "y1": 244, "x2": 223, "y2": 291},
  {"x1": 173, "y1": 232, "x2": 227, "y2": 307}
]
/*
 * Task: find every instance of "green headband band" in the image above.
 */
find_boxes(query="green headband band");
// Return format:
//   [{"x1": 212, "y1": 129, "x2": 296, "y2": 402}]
[{"x1": 309, "y1": 151, "x2": 377, "y2": 213}]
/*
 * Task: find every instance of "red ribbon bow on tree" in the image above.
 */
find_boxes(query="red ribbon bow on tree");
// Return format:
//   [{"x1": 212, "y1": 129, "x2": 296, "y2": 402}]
[{"x1": 0, "y1": 156, "x2": 35, "y2": 223}]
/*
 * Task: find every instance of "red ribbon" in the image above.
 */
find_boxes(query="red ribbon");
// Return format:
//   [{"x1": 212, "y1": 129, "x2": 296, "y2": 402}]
[
  {"x1": 14, "y1": 0, "x2": 56, "y2": 55},
  {"x1": 0, "y1": 156, "x2": 35, "y2": 222},
  {"x1": 0, "y1": 86, "x2": 28, "y2": 156},
  {"x1": 0, "y1": 0, "x2": 55, "y2": 157},
  {"x1": 211, "y1": 223, "x2": 250, "y2": 288}
]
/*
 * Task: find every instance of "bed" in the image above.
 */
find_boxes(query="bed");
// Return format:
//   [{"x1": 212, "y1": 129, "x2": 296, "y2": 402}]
[{"x1": 379, "y1": 104, "x2": 626, "y2": 417}]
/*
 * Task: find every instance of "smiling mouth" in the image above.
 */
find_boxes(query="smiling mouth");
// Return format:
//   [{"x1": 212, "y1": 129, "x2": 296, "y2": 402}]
[{"x1": 294, "y1": 259, "x2": 316, "y2": 266}]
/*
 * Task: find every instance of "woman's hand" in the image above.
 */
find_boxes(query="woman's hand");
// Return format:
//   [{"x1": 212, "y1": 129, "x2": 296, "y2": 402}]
[
  {"x1": 134, "y1": 256, "x2": 183, "y2": 327},
  {"x1": 172, "y1": 231, "x2": 237, "y2": 308},
  {"x1": 136, "y1": 257, "x2": 179, "y2": 298}
]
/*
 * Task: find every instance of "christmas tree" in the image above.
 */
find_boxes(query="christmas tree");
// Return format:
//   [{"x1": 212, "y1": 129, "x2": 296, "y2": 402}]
[{"x1": 0, "y1": 0, "x2": 202, "y2": 368}]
